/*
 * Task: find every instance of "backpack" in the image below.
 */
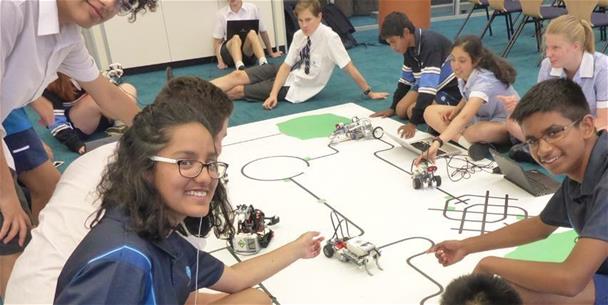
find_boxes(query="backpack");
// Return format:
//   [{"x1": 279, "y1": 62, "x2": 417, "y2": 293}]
[{"x1": 322, "y1": 3, "x2": 358, "y2": 49}]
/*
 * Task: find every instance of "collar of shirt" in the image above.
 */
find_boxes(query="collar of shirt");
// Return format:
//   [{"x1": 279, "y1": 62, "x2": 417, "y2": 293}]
[
  {"x1": 459, "y1": 68, "x2": 481, "y2": 91},
  {"x1": 577, "y1": 130, "x2": 608, "y2": 196},
  {"x1": 227, "y1": 4, "x2": 248, "y2": 16},
  {"x1": 549, "y1": 52, "x2": 595, "y2": 80},
  {"x1": 103, "y1": 207, "x2": 180, "y2": 259},
  {"x1": 38, "y1": 0, "x2": 60, "y2": 36},
  {"x1": 407, "y1": 28, "x2": 423, "y2": 61}
]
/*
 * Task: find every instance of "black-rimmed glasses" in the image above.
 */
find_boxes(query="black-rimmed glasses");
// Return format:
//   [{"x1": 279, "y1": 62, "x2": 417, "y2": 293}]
[
  {"x1": 150, "y1": 156, "x2": 228, "y2": 179},
  {"x1": 525, "y1": 119, "x2": 581, "y2": 149}
]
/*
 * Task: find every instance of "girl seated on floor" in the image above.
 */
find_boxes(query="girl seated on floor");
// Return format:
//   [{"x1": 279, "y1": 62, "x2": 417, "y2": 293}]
[
  {"x1": 415, "y1": 35, "x2": 523, "y2": 164},
  {"x1": 32, "y1": 72, "x2": 137, "y2": 155},
  {"x1": 53, "y1": 96, "x2": 324, "y2": 305}
]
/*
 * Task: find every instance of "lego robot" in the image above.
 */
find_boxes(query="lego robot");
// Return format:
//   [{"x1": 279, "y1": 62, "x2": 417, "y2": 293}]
[
  {"x1": 323, "y1": 211, "x2": 382, "y2": 276},
  {"x1": 231, "y1": 205, "x2": 280, "y2": 255},
  {"x1": 323, "y1": 236, "x2": 383, "y2": 276},
  {"x1": 330, "y1": 116, "x2": 384, "y2": 144},
  {"x1": 103, "y1": 63, "x2": 124, "y2": 84},
  {"x1": 412, "y1": 161, "x2": 442, "y2": 189}
]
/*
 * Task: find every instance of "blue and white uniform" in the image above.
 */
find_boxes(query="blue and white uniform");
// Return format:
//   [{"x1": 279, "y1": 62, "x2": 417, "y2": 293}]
[
  {"x1": 54, "y1": 207, "x2": 224, "y2": 305},
  {"x1": 458, "y1": 68, "x2": 518, "y2": 123}
]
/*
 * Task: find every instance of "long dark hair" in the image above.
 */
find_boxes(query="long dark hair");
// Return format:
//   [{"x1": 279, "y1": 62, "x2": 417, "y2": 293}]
[
  {"x1": 453, "y1": 35, "x2": 516, "y2": 86},
  {"x1": 93, "y1": 81, "x2": 233, "y2": 241}
]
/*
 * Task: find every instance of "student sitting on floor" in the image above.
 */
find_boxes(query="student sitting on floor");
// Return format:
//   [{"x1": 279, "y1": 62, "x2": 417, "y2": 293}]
[
  {"x1": 32, "y1": 72, "x2": 137, "y2": 155},
  {"x1": 210, "y1": 0, "x2": 388, "y2": 110},
  {"x1": 371, "y1": 11, "x2": 462, "y2": 139},
  {"x1": 213, "y1": 0, "x2": 282, "y2": 70},
  {"x1": 429, "y1": 79, "x2": 608, "y2": 305},
  {"x1": 499, "y1": 15, "x2": 608, "y2": 161},
  {"x1": 5, "y1": 77, "x2": 235, "y2": 304},
  {"x1": 440, "y1": 273, "x2": 522, "y2": 305},
  {"x1": 414, "y1": 35, "x2": 523, "y2": 164},
  {"x1": 53, "y1": 81, "x2": 324, "y2": 305}
]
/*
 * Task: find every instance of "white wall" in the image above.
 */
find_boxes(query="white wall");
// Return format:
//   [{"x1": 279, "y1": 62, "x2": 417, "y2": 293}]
[{"x1": 84, "y1": 0, "x2": 287, "y2": 69}]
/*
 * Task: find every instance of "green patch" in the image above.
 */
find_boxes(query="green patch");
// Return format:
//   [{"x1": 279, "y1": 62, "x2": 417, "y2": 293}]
[
  {"x1": 277, "y1": 114, "x2": 351, "y2": 140},
  {"x1": 516, "y1": 215, "x2": 526, "y2": 220},
  {"x1": 505, "y1": 230, "x2": 578, "y2": 262},
  {"x1": 447, "y1": 206, "x2": 456, "y2": 211}
]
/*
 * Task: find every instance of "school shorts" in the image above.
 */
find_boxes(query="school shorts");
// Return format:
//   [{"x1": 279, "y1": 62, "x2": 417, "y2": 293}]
[
  {"x1": 4, "y1": 128, "x2": 48, "y2": 174},
  {"x1": 243, "y1": 64, "x2": 289, "y2": 102},
  {"x1": 65, "y1": 107, "x2": 113, "y2": 140},
  {"x1": 220, "y1": 39, "x2": 256, "y2": 67},
  {"x1": 0, "y1": 170, "x2": 32, "y2": 255},
  {"x1": 595, "y1": 273, "x2": 608, "y2": 305}
]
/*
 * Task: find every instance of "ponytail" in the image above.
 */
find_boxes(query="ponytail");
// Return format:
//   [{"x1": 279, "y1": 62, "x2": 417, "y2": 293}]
[
  {"x1": 452, "y1": 35, "x2": 516, "y2": 86},
  {"x1": 546, "y1": 15, "x2": 595, "y2": 53}
]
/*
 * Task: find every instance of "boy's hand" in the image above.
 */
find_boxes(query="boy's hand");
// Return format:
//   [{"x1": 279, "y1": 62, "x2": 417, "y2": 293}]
[
  {"x1": 0, "y1": 197, "x2": 31, "y2": 247},
  {"x1": 368, "y1": 91, "x2": 389, "y2": 100},
  {"x1": 294, "y1": 231, "x2": 325, "y2": 259},
  {"x1": 427, "y1": 240, "x2": 468, "y2": 266},
  {"x1": 263, "y1": 96, "x2": 278, "y2": 110},
  {"x1": 497, "y1": 95, "x2": 518, "y2": 113},
  {"x1": 370, "y1": 108, "x2": 394, "y2": 118},
  {"x1": 441, "y1": 109, "x2": 456, "y2": 122},
  {"x1": 398, "y1": 123, "x2": 417, "y2": 139}
]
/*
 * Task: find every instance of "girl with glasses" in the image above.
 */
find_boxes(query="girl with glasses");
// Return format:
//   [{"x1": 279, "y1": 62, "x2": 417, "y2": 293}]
[{"x1": 54, "y1": 91, "x2": 323, "y2": 304}]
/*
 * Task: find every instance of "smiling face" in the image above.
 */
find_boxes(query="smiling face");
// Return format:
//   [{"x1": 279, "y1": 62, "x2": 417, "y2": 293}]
[
  {"x1": 520, "y1": 111, "x2": 593, "y2": 179},
  {"x1": 57, "y1": 0, "x2": 121, "y2": 28},
  {"x1": 450, "y1": 46, "x2": 476, "y2": 81},
  {"x1": 152, "y1": 122, "x2": 219, "y2": 225}
]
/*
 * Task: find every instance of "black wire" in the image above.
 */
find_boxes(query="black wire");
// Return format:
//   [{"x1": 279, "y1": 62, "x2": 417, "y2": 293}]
[{"x1": 439, "y1": 154, "x2": 495, "y2": 182}]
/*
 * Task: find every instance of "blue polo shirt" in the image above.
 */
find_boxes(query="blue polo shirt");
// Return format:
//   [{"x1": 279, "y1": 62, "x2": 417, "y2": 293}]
[
  {"x1": 538, "y1": 52, "x2": 608, "y2": 116},
  {"x1": 458, "y1": 68, "x2": 518, "y2": 123},
  {"x1": 540, "y1": 130, "x2": 608, "y2": 275},
  {"x1": 54, "y1": 207, "x2": 224, "y2": 304}
]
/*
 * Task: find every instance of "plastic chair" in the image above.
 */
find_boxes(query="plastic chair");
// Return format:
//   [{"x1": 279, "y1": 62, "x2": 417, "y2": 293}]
[
  {"x1": 564, "y1": 0, "x2": 608, "y2": 53},
  {"x1": 455, "y1": 0, "x2": 494, "y2": 39},
  {"x1": 478, "y1": 0, "x2": 522, "y2": 41},
  {"x1": 502, "y1": 0, "x2": 567, "y2": 57}
]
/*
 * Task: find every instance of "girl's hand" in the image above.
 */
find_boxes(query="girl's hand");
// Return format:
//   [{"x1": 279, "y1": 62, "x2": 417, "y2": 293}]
[{"x1": 294, "y1": 231, "x2": 325, "y2": 259}]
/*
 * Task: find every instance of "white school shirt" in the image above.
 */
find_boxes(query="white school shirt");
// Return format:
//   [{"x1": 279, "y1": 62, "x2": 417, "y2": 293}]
[
  {"x1": 458, "y1": 68, "x2": 518, "y2": 122},
  {"x1": 1, "y1": 0, "x2": 99, "y2": 167},
  {"x1": 212, "y1": 2, "x2": 267, "y2": 40},
  {"x1": 538, "y1": 52, "x2": 608, "y2": 115},
  {"x1": 283, "y1": 23, "x2": 351, "y2": 103}
]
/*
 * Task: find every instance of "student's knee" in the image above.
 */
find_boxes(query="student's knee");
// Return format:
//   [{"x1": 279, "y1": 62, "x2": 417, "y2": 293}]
[
  {"x1": 229, "y1": 70, "x2": 249, "y2": 83},
  {"x1": 423, "y1": 105, "x2": 441, "y2": 122},
  {"x1": 118, "y1": 83, "x2": 138, "y2": 99},
  {"x1": 245, "y1": 288, "x2": 272, "y2": 304},
  {"x1": 227, "y1": 85, "x2": 245, "y2": 100},
  {"x1": 246, "y1": 29, "x2": 258, "y2": 40},
  {"x1": 227, "y1": 35, "x2": 242, "y2": 47}
]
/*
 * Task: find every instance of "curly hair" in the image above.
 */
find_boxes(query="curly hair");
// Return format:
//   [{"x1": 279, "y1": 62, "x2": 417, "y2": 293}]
[
  {"x1": 123, "y1": 0, "x2": 159, "y2": 23},
  {"x1": 93, "y1": 78, "x2": 234, "y2": 241},
  {"x1": 441, "y1": 273, "x2": 522, "y2": 305}
]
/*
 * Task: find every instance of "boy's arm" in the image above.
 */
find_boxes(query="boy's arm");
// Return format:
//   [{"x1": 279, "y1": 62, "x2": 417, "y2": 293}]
[
  {"x1": 0, "y1": 147, "x2": 31, "y2": 247},
  {"x1": 259, "y1": 31, "x2": 282, "y2": 58},
  {"x1": 213, "y1": 38, "x2": 227, "y2": 69},
  {"x1": 476, "y1": 238, "x2": 608, "y2": 296},
  {"x1": 262, "y1": 63, "x2": 291, "y2": 110},
  {"x1": 342, "y1": 62, "x2": 389, "y2": 100},
  {"x1": 78, "y1": 74, "x2": 140, "y2": 126}
]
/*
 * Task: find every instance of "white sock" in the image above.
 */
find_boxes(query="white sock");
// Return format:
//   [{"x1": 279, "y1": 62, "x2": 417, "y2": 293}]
[
  {"x1": 457, "y1": 137, "x2": 472, "y2": 148},
  {"x1": 235, "y1": 61, "x2": 244, "y2": 69},
  {"x1": 259, "y1": 57, "x2": 268, "y2": 65}
]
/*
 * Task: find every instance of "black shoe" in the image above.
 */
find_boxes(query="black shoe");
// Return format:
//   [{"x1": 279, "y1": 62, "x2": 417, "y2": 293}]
[
  {"x1": 468, "y1": 143, "x2": 491, "y2": 161},
  {"x1": 237, "y1": 65, "x2": 246, "y2": 71},
  {"x1": 508, "y1": 143, "x2": 537, "y2": 164}
]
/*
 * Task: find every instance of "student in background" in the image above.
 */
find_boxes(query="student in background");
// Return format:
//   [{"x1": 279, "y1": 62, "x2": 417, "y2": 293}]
[
  {"x1": 499, "y1": 15, "x2": 608, "y2": 161},
  {"x1": 213, "y1": 0, "x2": 282, "y2": 70},
  {"x1": 429, "y1": 79, "x2": 608, "y2": 305},
  {"x1": 415, "y1": 35, "x2": 523, "y2": 164},
  {"x1": 440, "y1": 273, "x2": 522, "y2": 305},
  {"x1": 54, "y1": 90, "x2": 324, "y2": 304},
  {"x1": 210, "y1": 0, "x2": 388, "y2": 110},
  {"x1": 371, "y1": 11, "x2": 462, "y2": 139},
  {"x1": 33, "y1": 72, "x2": 138, "y2": 155}
]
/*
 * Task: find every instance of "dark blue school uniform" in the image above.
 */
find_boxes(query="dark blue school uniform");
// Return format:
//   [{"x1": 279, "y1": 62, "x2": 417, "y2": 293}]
[
  {"x1": 540, "y1": 130, "x2": 608, "y2": 305},
  {"x1": 54, "y1": 207, "x2": 224, "y2": 305}
]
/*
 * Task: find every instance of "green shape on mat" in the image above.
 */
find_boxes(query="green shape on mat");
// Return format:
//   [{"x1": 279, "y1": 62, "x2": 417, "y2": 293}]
[
  {"x1": 447, "y1": 206, "x2": 456, "y2": 211},
  {"x1": 505, "y1": 230, "x2": 578, "y2": 262},
  {"x1": 277, "y1": 114, "x2": 351, "y2": 140},
  {"x1": 516, "y1": 215, "x2": 526, "y2": 220}
]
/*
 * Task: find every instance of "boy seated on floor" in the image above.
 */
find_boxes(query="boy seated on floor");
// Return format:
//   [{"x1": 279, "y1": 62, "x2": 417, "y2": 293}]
[
  {"x1": 210, "y1": 0, "x2": 389, "y2": 110},
  {"x1": 429, "y1": 79, "x2": 608, "y2": 305}
]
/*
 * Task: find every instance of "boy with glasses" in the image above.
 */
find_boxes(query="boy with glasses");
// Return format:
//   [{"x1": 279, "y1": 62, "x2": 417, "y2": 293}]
[{"x1": 428, "y1": 79, "x2": 608, "y2": 305}]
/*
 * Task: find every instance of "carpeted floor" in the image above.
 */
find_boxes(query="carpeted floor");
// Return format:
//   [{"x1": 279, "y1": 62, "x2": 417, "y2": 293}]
[{"x1": 31, "y1": 13, "x2": 607, "y2": 170}]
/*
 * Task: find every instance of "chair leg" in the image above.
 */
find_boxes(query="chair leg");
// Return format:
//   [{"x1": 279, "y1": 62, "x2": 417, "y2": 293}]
[
  {"x1": 602, "y1": 39, "x2": 608, "y2": 54},
  {"x1": 455, "y1": 6, "x2": 476, "y2": 40},
  {"x1": 485, "y1": 6, "x2": 493, "y2": 36},
  {"x1": 480, "y1": 12, "x2": 497, "y2": 39},
  {"x1": 534, "y1": 19, "x2": 542, "y2": 52},
  {"x1": 502, "y1": 16, "x2": 529, "y2": 57}
]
